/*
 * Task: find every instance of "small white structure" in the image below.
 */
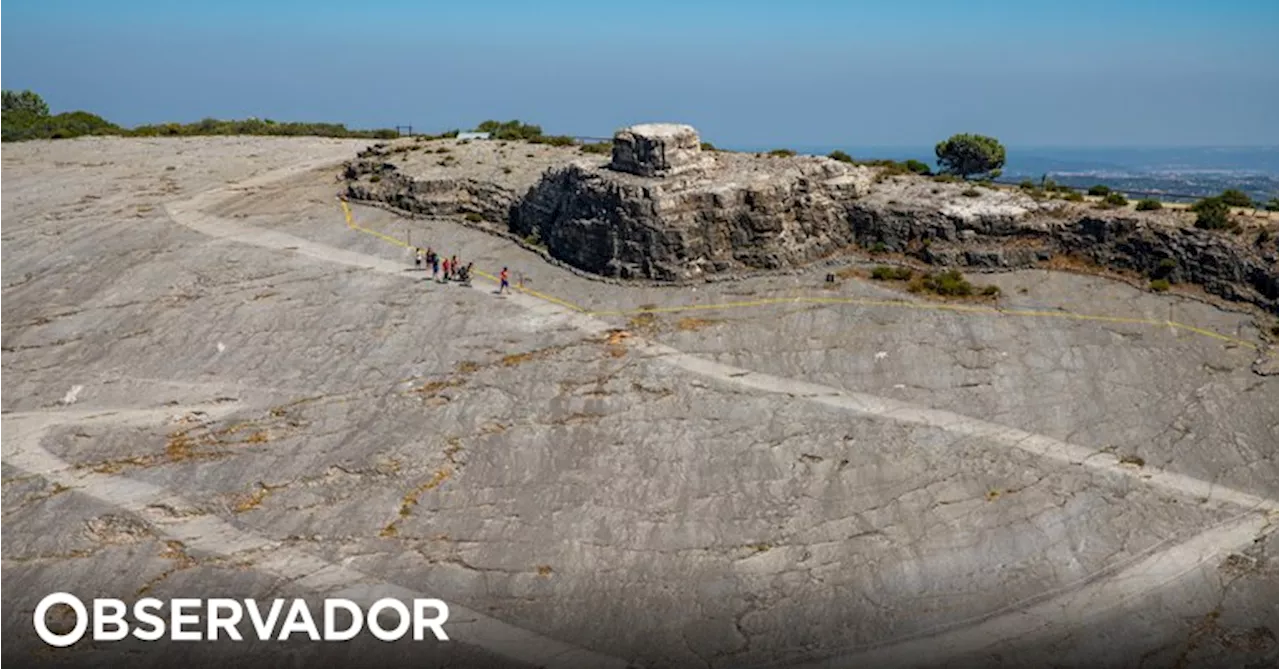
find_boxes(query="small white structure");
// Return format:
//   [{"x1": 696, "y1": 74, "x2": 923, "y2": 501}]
[{"x1": 457, "y1": 132, "x2": 491, "y2": 141}]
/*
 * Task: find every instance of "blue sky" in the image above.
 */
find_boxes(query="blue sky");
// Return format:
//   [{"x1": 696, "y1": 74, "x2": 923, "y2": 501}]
[{"x1": 4, "y1": 0, "x2": 1277, "y2": 147}]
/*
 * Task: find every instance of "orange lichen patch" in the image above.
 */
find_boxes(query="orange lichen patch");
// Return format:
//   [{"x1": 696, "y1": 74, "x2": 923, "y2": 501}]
[
  {"x1": 165, "y1": 432, "x2": 197, "y2": 461},
  {"x1": 415, "y1": 377, "x2": 466, "y2": 395},
  {"x1": 536, "y1": 565, "x2": 554, "y2": 577},
  {"x1": 457, "y1": 360, "x2": 482, "y2": 374},
  {"x1": 675, "y1": 317, "x2": 719, "y2": 331}
]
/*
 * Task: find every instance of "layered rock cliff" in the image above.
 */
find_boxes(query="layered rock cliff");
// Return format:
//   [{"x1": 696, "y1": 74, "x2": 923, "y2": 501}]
[{"x1": 340, "y1": 134, "x2": 1278, "y2": 313}]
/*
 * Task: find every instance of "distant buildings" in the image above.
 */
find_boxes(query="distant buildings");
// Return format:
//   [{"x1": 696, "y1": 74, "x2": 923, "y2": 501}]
[{"x1": 457, "y1": 132, "x2": 491, "y2": 141}]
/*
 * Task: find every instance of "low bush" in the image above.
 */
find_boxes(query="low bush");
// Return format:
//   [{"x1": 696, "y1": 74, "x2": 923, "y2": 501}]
[
  {"x1": 903, "y1": 159, "x2": 931, "y2": 175},
  {"x1": 464, "y1": 213, "x2": 483, "y2": 223},
  {"x1": 579, "y1": 142, "x2": 611, "y2": 154},
  {"x1": 918, "y1": 270, "x2": 974, "y2": 296},
  {"x1": 981, "y1": 284, "x2": 1001, "y2": 296},
  {"x1": 1265, "y1": 197, "x2": 1279, "y2": 212},
  {"x1": 870, "y1": 241, "x2": 888, "y2": 254},
  {"x1": 1150, "y1": 257, "x2": 1177, "y2": 279},
  {"x1": 870, "y1": 265, "x2": 913, "y2": 281},
  {"x1": 1135, "y1": 198, "x2": 1162, "y2": 211},
  {"x1": 961, "y1": 188, "x2": 981, "y2": 198},
  {"x1": 1019, "y1": 179, "x2": 1037, "y2": 190},
  {"x1": 530, "y1": 134, "x2": 575, "y2": 147},
  {"x1": 768, "y1": 148, "x2": 796, "y2": 157},
  {"x1": 1218, "y1": 189, "x2": 1254, "y2": 208},
  {"x1": 828, "y1": 150, "x2": 853, "y2": 163},
  {"x1": 1192, "y1": 197, "x2": 1231, "y2": 230},
  {"x1": 1103, "y1": 191, "x2": 1128, "y2": 207},
  {"x1": 1149, "y1": 278, "x2": 1170, "y2": 292},
  {"x1": 700, "y1": 142, "x2": 717, "y2": 151},
  {"x1": 1087, "y1": 184, "x2": 1111, "y2": 196},
  {"x1": 933, "y1": 173, "x2": 960, "y2": 183},
  {"x1": 1062, "y1": 191, "x2": 1085, "y2": 202}
]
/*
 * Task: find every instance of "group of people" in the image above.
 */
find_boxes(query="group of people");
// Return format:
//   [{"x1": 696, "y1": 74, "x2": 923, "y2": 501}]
[{"x1": 413, "y1": 246, "x2": 510, "y2": 294}]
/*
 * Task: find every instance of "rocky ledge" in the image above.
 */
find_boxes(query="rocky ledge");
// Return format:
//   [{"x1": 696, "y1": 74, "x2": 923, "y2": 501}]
[{"x1": 342, "y1": 125, "x2": 1279, "y2": 313}]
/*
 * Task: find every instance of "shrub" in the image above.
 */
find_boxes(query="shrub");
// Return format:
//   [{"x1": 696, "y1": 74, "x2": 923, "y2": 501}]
[
  {"x1": 768, "y1": 148, "x2": 796, "y2": 157},
  {"x1": 1019, "y1": 179, "x2": 1037, "y2": 190},
  {"x1": 1266, "y1": 197, "x2": 1279, "y2": 212},
  {"x1": 1219, "y1": 189, "x2": 1254, "y2": 208},
  {"x1": 1135, "y1": 198, "x2": 1162, "y2": 211},
  {"x1": 1087, "y1": 185, "x2": 1111, "y2": 197},
  {"x1": 700, "y1": 142, "x2": 717, "y2": 151},
  {"x1": 579, "y1": 142, "x2": 611, "y2": 155},
  {"x1": 1192, "y1": 197, "x2": 1231, "y2": 230},
  {"x1": 961, "y1": 188, "x2": 981, "y2": 198},
  {"x1": 920, "y1": 270, "x2": 974, "y2": 296},
  {"x1": 933, "y1": 173, "x2": 960, "y2": 183},
  {"x1": 870, "y1": 241, "x2": 888, "y2": 254},
  {"x1": 981, "y1": 285, "x2": 1001, "y2": 296},
  {"x1": 1062, "y1": 191, "x2": 1085, "y2": 202},
  {"x1": 903, "y1": 159, "x2": 931, "y2": 175},
  {"x1": 474, "y1": 119, "x2": 543, "y2": 141},
  {"x1": 1151, "y1": 258, "x2": 1177, "y2": 279},
  {"x1": 1103, "y1": 192, "x2": 1128, "y2": 207},
  {"x1": 1149, "y1": 278, "x2": 1171, "y2": 292},
  {"x1": 829, "y1": 150, "x2": 853, "y2": 163},
  {"x1": 935, "y1": 133, "x2": 1005, "y2": 179},
  {"x1": 871, "y1": 265, "x2": 912, "y2": 280},
  {"x1": 464, "y1": 213, "x2": 483, "y2": 223},
  {"x1": 530, "y1": 134, "x2": 576, "y2": 147}
]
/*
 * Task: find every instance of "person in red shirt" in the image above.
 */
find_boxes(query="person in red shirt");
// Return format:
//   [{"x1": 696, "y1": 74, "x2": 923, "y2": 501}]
[{"x1": 498, "y1": 267, "x2": 510, "y2": 294}]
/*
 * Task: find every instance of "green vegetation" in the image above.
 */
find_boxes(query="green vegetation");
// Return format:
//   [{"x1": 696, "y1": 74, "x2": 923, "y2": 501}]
[
  {"x1": 870, "y1": 241, "x2": 888, "y2": 254},
  {"x1": 2, "y1": 89, "x2": 398, "y2": 143},
  {"x1": 1265, "y1": 197, "x2": 1279, "y2": 212},
  {"x1": 870, "y1": 265, "x2": 913, "y2": 281},
  {"x1": 1218, "y1": 188, "x2": 1254, "y2": 208},
  {"x1": 700, "y1": 142, "x2": 717, "y2": 151},
  {"x1": 464, "y1": 213, "x2": 484, "y2": 223},
  {"x1": 828, "y1": 150, "x2": 853, "y2": 163},
  {"x1": 1019, "y1": 179, "x2": 1037, "y2": 190},
  {"x1": 1192, "y1": 196, "x2": 1232, "y2": 230},
  {"x1": 961, "y1": 188, "x2": 981, "y2": 198},
  {"x1": 934, "y1": 133, "x2": 1005, "y2": 180},
  {"x1": 474, "y1": 119, "x2": 544, "y2": 141},
  {"x1": 1150, "y1": 257, "x2": 1177, "y2": 280},
  {"x1": 933, "y1": 173, "x2": 960, "y2": 183},
  {"x1": 1135, "y1": 198, "x2": 1163, "y2": 211},
  {"x1": 768, "y1": 148, "x2": 797, "y2": 157},
  {"x1": 529, "y1": 134, "x2": 576, "y2": 147},
  {"x1": 981, "y1": 284, "x2": 1001, "y2": 296},
  {"x1": 903, "y1": 159, "x2": 931, "y2": 175},
  {"x1": 1149, "y1": 278, "x2": 1171, "y2": 292},
  {"x1": 1087, "y1": 184, "x2": 1111, "y2": 197},
  {"x1": 1062, "y1": 191, "x2": 1085, "y2": 202},
  {"x1": 910, "y1": 270, "x2": 974, "y2": 296},
  {"x1": 1102, "y1": 191, "x2": 1128, "y2": 207},
  {"x1": 579, "y1": 142, "x2": 612, "y2": 155}
]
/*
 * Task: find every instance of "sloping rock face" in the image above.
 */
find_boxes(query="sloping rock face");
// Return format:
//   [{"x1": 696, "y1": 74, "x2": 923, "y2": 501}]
[
  {"x1": 342, "y1": 155, "x2": 515, "y2": 223},
  {"x1": 510, "y1": 158, "x2": 872, "y2": 280}
]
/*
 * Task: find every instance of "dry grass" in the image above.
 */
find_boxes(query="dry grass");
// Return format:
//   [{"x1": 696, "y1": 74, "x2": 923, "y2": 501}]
[{"x1": 675, "y1": 317, "x2": 719, "y2": 331}]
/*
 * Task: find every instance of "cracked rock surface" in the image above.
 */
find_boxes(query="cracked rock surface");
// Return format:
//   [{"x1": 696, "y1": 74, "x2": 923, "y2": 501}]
[{"x1": 3, "y1": 136, "x2": 1277, "y2": 669}]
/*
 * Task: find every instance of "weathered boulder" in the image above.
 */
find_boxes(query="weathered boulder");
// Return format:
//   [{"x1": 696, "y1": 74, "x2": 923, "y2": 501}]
[{"x1": 610, "y1": 123, "x2": 705, "y2": 178}]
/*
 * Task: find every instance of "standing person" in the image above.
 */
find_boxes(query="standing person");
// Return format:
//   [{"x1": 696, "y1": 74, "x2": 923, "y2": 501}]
[
  {"x1": 442, "y1": 257, "x2": 451, "y2": 282},
  {"x1": 498, "y1": 267, "x2": 510, "y2": 295},
  {"x1": 431, "y1": 252, "x2": 440, "y2": 281},
  {"x1": 450, "y1": 256, "x2": 459, "y2": 281},
  {"x1": 414, "y1": 247, "x2": 423, "y2": 270}
]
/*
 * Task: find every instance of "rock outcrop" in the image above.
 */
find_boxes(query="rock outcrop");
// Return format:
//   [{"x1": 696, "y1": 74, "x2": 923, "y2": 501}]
[
  {"x1": 511, "y1": 155, "x2": 871, "y2": 280},
  {"x1": 609, "y1": 123, "x2": 707, "y2": 177},
  {"x1": 340, "y1": 129, "x2": 1279, "y2": 313}
]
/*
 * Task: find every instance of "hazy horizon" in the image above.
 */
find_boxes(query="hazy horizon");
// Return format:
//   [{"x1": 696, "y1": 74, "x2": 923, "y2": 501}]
[{"x1": 4, "y1": 0, "x2": 1277, "y2": 149}]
